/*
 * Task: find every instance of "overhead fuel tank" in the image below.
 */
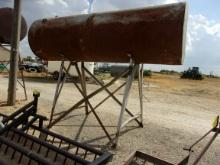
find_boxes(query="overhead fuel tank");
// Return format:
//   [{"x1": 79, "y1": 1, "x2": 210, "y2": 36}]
[
  {"x1": 0, "y1": 8, "x2": 27, "y2": 44},
  {"x1": 28, "y1": 2, "x2": 187, "y2": 65}
]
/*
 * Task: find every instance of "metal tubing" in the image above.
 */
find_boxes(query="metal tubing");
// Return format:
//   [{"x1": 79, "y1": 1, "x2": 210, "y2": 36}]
[
  {"x1": 120, "y1": 113, "x2": 141, "y2": 129},
  {"x1": 81, "y1": 62, "x2": 89, "y2": 114},
  {"x1": 2, "y1": 100, "x2": 34, "y2": 123},
  {"x1": 0, "y1": 106, "x2": 35, "y2": 134},
  {"x1": 138, "y1": 64, "x2": 144, "y2": 126},
  {"x1": 31, "y1": 125, "x2": 104, "y2": 155},
  {"x1": 49, "y1": 60, "x2": 66, "y2": 124},
  {"x1": 0, "y1": 55, "x2": 27, "y2": 100},
  {"x1": 48, "y1": 67, "x2": 130, "y2": 128},
  {"x1": 11, "y1": 128, "x2": 90, "y2": 164},
  {"x1": 74, "y1": 63, "x2": 112, "y2": 141},
  {"x1": 7, "y1": 0, "x2": 22, "y2": 105},
  {"x1": 192, "y1": 127, "x2": 220, "y2": 165},
  {"x1": 20, "y1": 115, "x2": 38, "y2": 131},
  {"x1": 84, "y1": 66, "x2": 142, "y2": 126},
  {"x1": 18, "y1": 55, "x2": 27, "y2": 100},
  {"x1": 0, "y1": 136, "x2": 54, "y2": 165},
  {"x1": 93, "y1": 82, "x2": 126, "y2": 110},
  {"x1": 114, "y1": 62, "x2": 139, "y2": 146}
]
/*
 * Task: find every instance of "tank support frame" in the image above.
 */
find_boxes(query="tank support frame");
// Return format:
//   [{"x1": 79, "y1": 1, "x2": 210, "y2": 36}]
[{"x1": 48, "y1": 58, "x2": 144, "y2": 147}]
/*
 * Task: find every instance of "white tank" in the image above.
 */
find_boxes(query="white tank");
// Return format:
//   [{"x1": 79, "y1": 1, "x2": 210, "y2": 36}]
[{"x1": 47, "y1": 61, "x2": 94, "y2": 79}]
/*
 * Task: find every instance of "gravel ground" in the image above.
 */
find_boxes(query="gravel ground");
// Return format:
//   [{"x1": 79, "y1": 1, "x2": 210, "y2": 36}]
[{"x1": 0, "y1": 74, "x2": 220, "y2": 165}]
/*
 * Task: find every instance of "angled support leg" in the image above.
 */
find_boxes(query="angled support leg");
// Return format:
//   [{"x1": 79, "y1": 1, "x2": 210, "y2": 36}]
[
  {"x1": 138, "y1": 64, "x2": 144, "y2": 127},
  {"x1": 71, "y1": 62, "x2": 113, "y2": 141},
  {"x1": 83, "y1": 66, "x2": 142, "y2": 127},
  {"x1": 81, "y1": 62, "x2": 89, "y2": 114},
  {"x1": 49, "y1": 61, "x2": 70, "y2": 125},
  {"x1": 113, "y1": 61, "x2": 139, "y2": 147},
  {"x1": 18, "y1": 55, "x2": 27, "y2": 100}
]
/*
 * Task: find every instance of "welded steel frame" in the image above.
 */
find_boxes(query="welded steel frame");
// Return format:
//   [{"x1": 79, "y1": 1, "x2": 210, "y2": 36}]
[
  {"x1": 0, "y1": 94, "x2": 112, "y2": 165},
  {"x1": 48, "y1": 59, "x2": 144, "y2": 147}
]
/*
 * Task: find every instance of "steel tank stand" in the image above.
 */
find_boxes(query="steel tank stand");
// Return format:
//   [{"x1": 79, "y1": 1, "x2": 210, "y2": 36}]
[{"x1": 48, "y1": 59, "x2": 144, "y2": 147}]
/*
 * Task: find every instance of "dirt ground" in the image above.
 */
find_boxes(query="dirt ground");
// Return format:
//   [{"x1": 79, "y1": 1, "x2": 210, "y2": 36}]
[{"x1": 0, "y1": 72, "x2": 220, "y2": 165}]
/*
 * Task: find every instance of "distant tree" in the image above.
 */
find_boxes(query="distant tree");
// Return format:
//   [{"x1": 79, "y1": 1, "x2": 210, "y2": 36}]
[
  {"x1": 23, "y1": 56, "x2": 34, "y2": 62},
  {"x1": 160, "y1": 69, "x2": 179, "y2": 74},
  {"x1": 143, "y1": 70, "x2": 152, "y2": 77}
]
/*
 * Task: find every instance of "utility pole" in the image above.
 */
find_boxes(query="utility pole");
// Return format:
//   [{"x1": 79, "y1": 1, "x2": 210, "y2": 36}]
[{"x1": 8, "y1": 0, "x2": 22, "y2": 105}]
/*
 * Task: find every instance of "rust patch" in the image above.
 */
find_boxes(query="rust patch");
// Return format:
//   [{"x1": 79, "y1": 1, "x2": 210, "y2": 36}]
[
  {"x1": 28, "y1": 2, "x2": 187, "y2": 65},
  {"x1": 0, "y1": 8, "x2": 27, "y2": 44}
]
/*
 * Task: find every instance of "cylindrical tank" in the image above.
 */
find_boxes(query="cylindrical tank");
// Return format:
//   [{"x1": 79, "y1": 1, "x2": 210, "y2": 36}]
[
  {"x1": 0, "y1": 8, "x2": 27, "y2": 44},
  {"x1": 28, "y1": 2, "x2": 187, "y2": 65}
]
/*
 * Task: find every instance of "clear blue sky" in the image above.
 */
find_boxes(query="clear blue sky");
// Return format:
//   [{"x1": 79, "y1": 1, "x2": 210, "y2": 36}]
[{"x1": 189, "y1": 0, "x2": 220, "y2": 21}]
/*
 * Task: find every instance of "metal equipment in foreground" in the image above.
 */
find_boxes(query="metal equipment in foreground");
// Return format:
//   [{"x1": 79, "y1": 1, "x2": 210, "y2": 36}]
[
  {"x1": 0, "y1": 92, "x2": 112, "y2": 165},
  {"x1": 28, "y1": 2, "x2": 187, "y2": 147},
  {"x1": 123, "y1": 116, "x2": 220, "y2": 165}
]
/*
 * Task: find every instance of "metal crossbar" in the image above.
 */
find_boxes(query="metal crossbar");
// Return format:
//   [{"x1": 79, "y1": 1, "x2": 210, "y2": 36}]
[{"x1": 123, "y1": 121, "x2": 220, "y2": 165}]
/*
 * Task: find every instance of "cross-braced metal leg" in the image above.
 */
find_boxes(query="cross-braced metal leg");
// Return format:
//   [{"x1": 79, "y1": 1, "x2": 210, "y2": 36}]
[
  {"x1": 0, "y1": 53, "x2": 27, "y2": 101},
  {"x1": 80, "y1": 62, "x2": 89, "y2": 114},
  {"x1": 113, "y1": 60, "x2": 143, "y2": 147},
  {"x1": 49, "y1": 60, "x2": 67, "y2": 125},
  {"x1": 18, "y1": 55, "x2": 27, "y2": 100},
  {"x1": 49, "y1": 59, "x2": 144, "y2": 147},
  {"x1": 138, "y1": 64, "x2": 144, "y2": 126}
]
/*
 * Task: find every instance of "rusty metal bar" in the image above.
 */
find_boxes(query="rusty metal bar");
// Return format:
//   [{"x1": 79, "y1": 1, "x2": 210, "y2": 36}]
[
  {"x1": 192, "y1": 127, "x2": 220, "y2": 165},
  {"x1": 0, "y1": 136, "x2": 54, "y2": 165}
]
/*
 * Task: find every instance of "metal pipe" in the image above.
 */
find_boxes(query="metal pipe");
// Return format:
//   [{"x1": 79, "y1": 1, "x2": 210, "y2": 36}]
[
  {"x1": 114, "y1": 60, "x2": 138, "y2": 147},
  {"x1": 138, "y1": 64, "x2": 144, "y2": 126},
  {"x1": 192, "y1": 128, "x2": 220, "y2": 165},
  {"x1": 8, "y1": 0, "x2": 23, "y2": 105}
]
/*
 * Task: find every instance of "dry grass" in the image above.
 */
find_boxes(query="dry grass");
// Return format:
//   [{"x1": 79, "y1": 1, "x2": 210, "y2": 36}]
[{"x1": 144, "y1": 73, "x2": 220, "y2": 99}]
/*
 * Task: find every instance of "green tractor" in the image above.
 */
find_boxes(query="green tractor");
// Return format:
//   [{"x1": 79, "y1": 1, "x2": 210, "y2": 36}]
[{"x1": 181, "y1": 67, "x2": 203, "y2": 80}]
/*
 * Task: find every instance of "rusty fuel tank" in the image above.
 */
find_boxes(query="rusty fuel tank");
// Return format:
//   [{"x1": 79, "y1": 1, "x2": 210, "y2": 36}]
[
  {"x1": 0, "y1": 8, "x2": 27, "y2": 44},
  {"x1": 28, "y1": 2, "x2": 187, "y2": 65}
]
